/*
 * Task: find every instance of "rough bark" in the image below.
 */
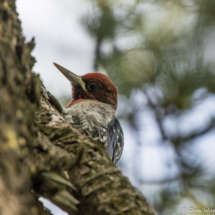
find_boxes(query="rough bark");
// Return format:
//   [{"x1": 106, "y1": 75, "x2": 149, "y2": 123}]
[{"x1": 0, "y1": 0, "x2": 156, "y2": 215}]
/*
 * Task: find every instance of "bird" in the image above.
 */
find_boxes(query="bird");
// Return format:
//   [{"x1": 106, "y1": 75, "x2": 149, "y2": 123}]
[{"x1": 53, "y1": 62, "x2": 124, "y2": 164}]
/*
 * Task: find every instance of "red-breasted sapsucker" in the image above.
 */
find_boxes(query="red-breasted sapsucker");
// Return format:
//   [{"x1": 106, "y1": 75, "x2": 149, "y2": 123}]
[{"x1": 53, "y1": 63, "x2": 124, "y2": 164}]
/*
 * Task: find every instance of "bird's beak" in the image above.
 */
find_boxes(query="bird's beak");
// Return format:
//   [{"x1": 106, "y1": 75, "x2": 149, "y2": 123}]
[{"x1": 53, "y1": 62, "x2": 81, "y2": 86}]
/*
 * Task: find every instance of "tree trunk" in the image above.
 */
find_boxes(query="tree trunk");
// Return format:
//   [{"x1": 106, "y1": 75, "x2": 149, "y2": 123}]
[{"x1": 0, "y1": 1, "x2": 156, "y2": 215}]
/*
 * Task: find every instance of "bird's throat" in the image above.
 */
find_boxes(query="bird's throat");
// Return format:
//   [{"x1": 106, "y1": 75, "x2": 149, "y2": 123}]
[{"x1": 65, "y1": 99, "x2": 86, "y2": 108}]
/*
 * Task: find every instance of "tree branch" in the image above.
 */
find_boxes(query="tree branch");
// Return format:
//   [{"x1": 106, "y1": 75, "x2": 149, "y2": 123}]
[{"x1": 36, "y1": 86, "x2": 155, "y2": 215}]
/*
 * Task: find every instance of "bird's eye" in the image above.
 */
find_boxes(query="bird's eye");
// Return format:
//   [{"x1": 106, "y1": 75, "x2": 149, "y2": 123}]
[{"x1": 87, "y1": 82, "x2": 99, "y2": 92}]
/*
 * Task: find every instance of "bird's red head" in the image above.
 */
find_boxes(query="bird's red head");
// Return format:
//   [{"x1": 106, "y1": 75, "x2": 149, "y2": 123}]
[{"x1": 53, "y1": 63, "x2": 118, "y2": 111}]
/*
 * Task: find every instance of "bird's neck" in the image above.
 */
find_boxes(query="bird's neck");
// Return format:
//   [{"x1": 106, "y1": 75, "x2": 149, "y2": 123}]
[
  {"x1": 65, "y1": 99, "x2": 116, "y2": 115},
  {"x1": 65, "y1": 99, "x2": 86, "y2": 108}
]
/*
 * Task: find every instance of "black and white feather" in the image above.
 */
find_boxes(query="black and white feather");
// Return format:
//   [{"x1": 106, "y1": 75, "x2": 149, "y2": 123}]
[
  {"x1": 64, "y1": 100, "x2": 124, "y2": 164},
  {"x1": 106, "y1": 117, "x2": 124, "y2": 164}
]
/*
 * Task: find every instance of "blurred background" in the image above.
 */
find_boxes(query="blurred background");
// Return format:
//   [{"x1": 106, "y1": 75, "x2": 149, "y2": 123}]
[{"x1": 17, "y1": 0, "x2": 215, "y2": 214}]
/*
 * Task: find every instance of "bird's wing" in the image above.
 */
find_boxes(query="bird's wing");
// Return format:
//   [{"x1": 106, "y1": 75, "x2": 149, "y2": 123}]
[
  {"x1": 65, "y1": 112, "x2": 124, "y2": 164},
  {"x1": 105, "y1": 117, "x2": 124, "y2": 164}
]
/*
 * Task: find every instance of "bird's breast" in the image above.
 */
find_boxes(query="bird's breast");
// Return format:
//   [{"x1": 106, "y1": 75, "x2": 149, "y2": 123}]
[{"x1": 64, "y1": 100, "x2": 115, "y2": 139}]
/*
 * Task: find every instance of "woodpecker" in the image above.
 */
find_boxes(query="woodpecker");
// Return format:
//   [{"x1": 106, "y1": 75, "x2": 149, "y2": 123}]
[{"x1": 53, "y1": 63, "x2": 124, "y2": 164}]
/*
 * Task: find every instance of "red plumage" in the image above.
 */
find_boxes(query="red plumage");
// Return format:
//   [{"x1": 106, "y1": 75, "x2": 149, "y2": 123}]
[{"x1": 71, "y1": 73, "x2": 118, "y2": 110}]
